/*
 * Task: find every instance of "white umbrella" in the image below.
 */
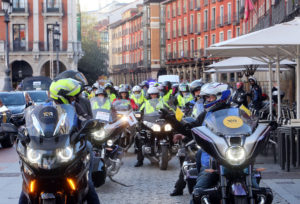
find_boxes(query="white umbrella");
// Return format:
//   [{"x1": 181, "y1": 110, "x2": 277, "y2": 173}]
[
  {"x1": 207, "y1": 17, "x2": 300, "y2": 120},
  {"x1": 204, "y1": 67, "x2": 290, "y2": 73}
]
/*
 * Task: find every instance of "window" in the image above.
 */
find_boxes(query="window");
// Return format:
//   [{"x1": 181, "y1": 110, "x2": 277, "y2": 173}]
[
  {"x1": 211, "y1": 7, "x2": 216, "y2": 29},
  {"x1": 236, "y1": 26, "x2": 240, "y2": 37},
  {"x1": 183, "y1": 0, "x2": 187, "y2": 13},
  {"x1": 173, "y1": 42, "x2": 177, "y2": 57},
  {"x1": 219, "y1": 31, "x2": 224, "y2": 42},
  {"x1": 190, "y1": 14, "x2": 194, "y2": 33},
  {"x1": 211, "y1": 34, "x2": 216, "y2": 44},
  {"x1": 168, "y1": 44, "x2": 171, "y2": 56},
  {"x1": 46, "y1": 0, "x2": 59, "y2": 12},
  {"x1": 197, "y1": 37, "x2": 201, "y2": 51},
  {"x1": 178, "y1": 0, "x2": 181, "y2": 15},
  {"x1": 204, "y1": 10, "x2": 208, "y2": 31},
  {"x1": 204, "y1": 35, "x2": 208, "y2": 48},
  {"x1": 167, "y1": 5, "x2": 170, "y2": 19},
  {"x1": 179, "y1": 40, "x2": 183, "y2": 57},
  {"x1": 227, "y1": 3, "x2": 232, "y2": 24},
  {"x1": 196, "y1": 0, "x2": 200, "y2": 8},
  {"x1": 178, "y1": 19, "x2": 182, "y2": 36},
  {"x1": 197, "y1": 13, "x2": 201, "y2": 33},
  {"x1": 12, "y1": 0, "x2": 25, "y2": 12},
  {"x1": 13, "y1": 24, "x2": 26, "y2": 51},
  {"x1": 190, "y1": 0, "x2": 194, "y2": 10},
  {"x1": 184, "y1": 17, "x2": 187, "y2": 35},
  {"x1": 190, "y1": 38, "x2": 195, "y2": 57},
  {"x1": 173, "y1": 21, "x2": 177, "y2": 38},
  {"x1": 235, "y1": 0, "x2": 240, "y2": 22},
  {"x1": 47, "y1": 24, "x2": 60, "y2": 50},
  {"x1": 227, "y1": 30, "x2": 232, "y2": 39},
  {"x1": 220, "y1": 6, "x2": 224, "y2": 26},
  {"x1": 184, "y1": 40, "x2": 188, "y2": 57},
  {"x1": 167, "y1": 23, "x2": 171, "y2": 39},
  {"x1": 172, "y1": 3, "x2": 176, "y2": 17}
]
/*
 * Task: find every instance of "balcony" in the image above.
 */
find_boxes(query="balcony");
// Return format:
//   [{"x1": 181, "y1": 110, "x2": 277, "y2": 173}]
[
  {"x1": 217, "y1": 16, "x2": 224, "y2": 27},
  {"x1": 232, "y1": 12, "x2": 240, "y2": 25},
  {"x1": 202, "y1": 22, "x2": 208, "y2": 32},
  {"x1": 42, "y1": 0, "x2": 64, "y2": 17},
  {"x1": 224, "y1": 15, "x2": 232, "y2": 25},
  {"x1": 211, "y1": 20, "x2": 216, "y2": 30},
  {"x1": 11, "y1": 2, "x2": 29, "y2": 17},
  {"x1": 195, "y1": 24, "x2": 201, "y2": 34}
]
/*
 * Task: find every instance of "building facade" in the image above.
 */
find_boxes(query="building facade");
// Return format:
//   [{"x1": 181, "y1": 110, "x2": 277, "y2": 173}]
[{"x1": 0, "y1": 0, "x2": 82, "y2": 89}]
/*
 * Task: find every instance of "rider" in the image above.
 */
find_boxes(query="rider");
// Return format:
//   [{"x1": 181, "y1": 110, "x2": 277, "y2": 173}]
[
  {"x1": 161, "y1": 81, "x2": 173, "y2": 103},
  {"x1": 18, "y1": 78, "x2": 100, "y2": 204},
  {"x1": 170, "y1": 79, "x2": 204, "y2": 196},
  {"x1": 104, "y1": 82, "x2": 117, "y2": 103},
  {"x1": 175, "y1": 83, "x2": 194, "y2": 109},
  {"x1": 140, "y1": 80, "x2": 149, "y2": 97},
  {"x1": 113, "y1": 85, "x2": 138, "y2": 110},
  {"x1": 232, "y1": 82, "x2": 248, "y2": 107},
  {"x1": 134, "y1": 86, "x2": 166, "y2": 167},
  {"x1": 248, "y1": 76, "x2": 263, "y2": 114},
  {"x1": 131, "y1": 85, "x2": 146, "y2": 108},
  {"x1": 91, "y1": 88, "x2": 111, "y2": 111}
]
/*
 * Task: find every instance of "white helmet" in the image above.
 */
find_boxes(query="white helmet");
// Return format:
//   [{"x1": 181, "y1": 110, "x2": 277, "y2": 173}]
[
  {"x1": 147, "y1": 86, "x2": 159, "y2": 95},
  {"x1": 114, "y1": 86, "x2": 119, "y2": 92},
  {"x1": 132, "y1": 85, "x2": 141, "y2": 93},
  {"x1": 200, "y1": 82, "x2": 231, "y2": 112}
]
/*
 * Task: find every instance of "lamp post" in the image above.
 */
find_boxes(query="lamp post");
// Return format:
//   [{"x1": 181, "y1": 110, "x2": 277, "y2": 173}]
[
  {"x1": 53, "y1": 22, "x2": 60, "y2": 76},
  {"x1": 2, "y1": 0, "x2": 12, "y2": 91}
]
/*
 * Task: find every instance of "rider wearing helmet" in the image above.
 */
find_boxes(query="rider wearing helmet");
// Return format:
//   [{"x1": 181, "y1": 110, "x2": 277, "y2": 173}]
[
  {"x1": 131, "y1": 85, "x2": 145, "y2": 108},
  {"x1": 135, "y1": 86, "x2": 166, "y2": 167},
  {"x1": 175, "y1": 83, "x2": 194, "y2": 108},
  {"x1": 161, "y1": 81, "x2": 173, "y2": 103},
  {"x1": 113, "y1": 85, "x2": 138, "y2": 110},
  {"x1": 19, "y1": 78, "x2": 100, "y2": 204},
  {"x1": 54, "y1": 70, "x2": 93, "y2": 118},
  {"x1": 91, "y1": 88, "x2": 111, "y2": 110},
  {"x1": 104, "y1": 83, "x2": 117, "y2": 103},
  {"x1": 172, "y1": 83, "x2": 179, "y2": 97},
  {"x1": 140, "y1": 80, "x2": 149, "y2": 96},
  {"x1": 232, "y1": 82, "x2": 248, "y2": 107}
]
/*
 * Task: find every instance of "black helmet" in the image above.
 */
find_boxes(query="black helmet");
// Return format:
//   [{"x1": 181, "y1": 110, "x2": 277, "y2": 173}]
[
  {"x1": 190, "y1": 79, "x2": 204, "y2": 97},
  {"x1": 140, "y1": 81, "x2": 149, "y2": 89},
  {"x1": 55, "y1": 70, "x2": 88, "y2": 86},
  {"x1": 95, "y1": 88, "x2": 107, "y2": 97},
  {"x1": 162, "y1": 81, "x2": 172, "y2": 93}
]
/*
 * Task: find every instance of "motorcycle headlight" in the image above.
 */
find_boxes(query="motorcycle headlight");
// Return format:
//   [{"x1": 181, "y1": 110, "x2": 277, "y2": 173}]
[
  {"x1": 225, "y1": 146, "x2": 246, "y2": 166},
  {"x1": 107, "y1": 140, "x2": 113, "y2": 147},
  {"x1": 57, "y1": 146, "x2": 73, "y2": 162},
  {"x1": 152, "y1": 124, "x2": 161, "y2": 132},
  {"x1": 121, "y1": 115, "x2": 128, "y2": 122},
  {"x1": 93, "y1": 129, "x2": 106, "y2": 141},
  {"x1": 27, "y1": 148, "x2": 42, "y2": 164},
  {"x1": 164, "y1": 124, "x2": 172, "y2": 132}
]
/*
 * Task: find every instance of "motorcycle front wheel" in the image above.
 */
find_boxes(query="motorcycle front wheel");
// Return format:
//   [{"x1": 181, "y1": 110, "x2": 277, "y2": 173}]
[
  {"x1": 159, "y1": 146, "x2": 169, "y2": 170},
  {"x1": 234, "y1": 196, "x2": 248, "y2": 204}
]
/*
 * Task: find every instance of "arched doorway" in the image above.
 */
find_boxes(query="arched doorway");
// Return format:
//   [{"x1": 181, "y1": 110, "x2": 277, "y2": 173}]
[
  {"x1": 11, "y1": 60, "x2": 33, "y2": 88},
  {"x1": 40, "y1": 61, "x2": 67, "y2": 78}
]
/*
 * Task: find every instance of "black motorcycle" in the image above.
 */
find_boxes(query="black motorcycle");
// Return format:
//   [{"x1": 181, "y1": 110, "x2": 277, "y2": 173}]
[
  {"x1": 16, "y1": 104, "x2": 99, "y2": 203},
  {"x1": 192, "y1": 107, "x2": 274, "y2": 204},
  {"x1": 90, "y1": 98, "x2": 135, "y2": 187},
  {"x1": 0, "y1": 107, "x2": 17, "y2": 148},
  {"x1": 138, "y1": 106, "x2": 177, "y2": 170}
]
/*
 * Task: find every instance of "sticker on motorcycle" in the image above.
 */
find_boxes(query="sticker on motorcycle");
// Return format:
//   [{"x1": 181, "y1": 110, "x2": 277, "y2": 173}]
[
  {"x1": 128, "y1": 112, "x2": 138, "y2": 126},
  {"x1": 223, "y1": 116, "x2": 243, "y2": 128},
  {"x1": 96, "y1": 111, "x2": 110, "y2": 121}
]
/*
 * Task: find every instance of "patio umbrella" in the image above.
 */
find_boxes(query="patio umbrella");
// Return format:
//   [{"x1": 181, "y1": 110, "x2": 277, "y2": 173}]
[
  {"x1": 207, "y1": 17, "x2": 300, "y2": 120},
  {"x1": 204, "y1": 67, "x2": 290, "y2": 73}
]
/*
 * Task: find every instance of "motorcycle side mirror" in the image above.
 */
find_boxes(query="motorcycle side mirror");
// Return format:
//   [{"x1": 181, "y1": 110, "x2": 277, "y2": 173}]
[
  {"x1": 27, "y1": 101, "x2": 33, "y2": 107},
  {"x1": 17, "y1": 132, "x2": 30, "y2": 145},
  {"x1": 269, "y1": 121, "x2": 278, "y2": 131}
]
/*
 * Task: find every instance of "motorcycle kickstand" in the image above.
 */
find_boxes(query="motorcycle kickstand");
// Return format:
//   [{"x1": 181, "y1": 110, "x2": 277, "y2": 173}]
[{"x1": 108, "y1": 176, "x2": 133, "y2": 187}]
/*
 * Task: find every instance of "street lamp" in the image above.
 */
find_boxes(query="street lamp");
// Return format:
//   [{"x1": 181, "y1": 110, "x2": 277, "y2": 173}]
[
  {"x1": 2, "y1": 0, "x2": 12, "y2": 91},
  {"x1": 53, "y1": 22, "x2": 61, "y2": 76}
]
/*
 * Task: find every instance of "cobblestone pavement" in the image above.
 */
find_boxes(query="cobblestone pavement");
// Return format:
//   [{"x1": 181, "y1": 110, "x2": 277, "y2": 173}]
[{"x1": 96, "y1": 149, "x2": 290, "y2": 204}]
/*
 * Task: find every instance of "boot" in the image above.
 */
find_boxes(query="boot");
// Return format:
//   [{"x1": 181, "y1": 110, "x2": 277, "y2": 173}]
[
  {"x1": 170, "y1": 189, "x2": 183, "y2": 196},
  {"x1": 134, "y1": 161, "x2": 143, "y2": 167}
]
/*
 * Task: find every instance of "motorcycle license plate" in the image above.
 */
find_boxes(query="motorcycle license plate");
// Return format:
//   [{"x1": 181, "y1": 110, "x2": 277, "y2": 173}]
[
  {"x1": 128, "y1": 112, "x2": 138, "y2": 126},
  {"x1": 96, "y1": 111, "x2": 110, "y2": 121}
]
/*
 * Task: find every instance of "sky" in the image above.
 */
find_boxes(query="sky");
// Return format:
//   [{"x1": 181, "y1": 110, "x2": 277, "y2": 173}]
[{"x1": 80, "y1": 0, "x2": 136, "y2": 11}]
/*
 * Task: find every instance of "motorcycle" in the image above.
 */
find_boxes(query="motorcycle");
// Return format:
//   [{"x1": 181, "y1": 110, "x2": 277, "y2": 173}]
[
  {"x1": 192, "y1": 107, "x2": 274, "y2": 204},
  {"x1": 16, "y1": 104, "x2": 99, "y2": 203},
  {"x1": 114, "y1": 99, "x2": 137, "y2": 152},
  {"x1": 0, "y1": 107, "x2": 18, "y2": 148},
  {"x1": 90, "y1": 98, "x2": 137, "y2": 187},
  {"x1": 138, "y1": 104, "x2": 177, "y2": 170}
]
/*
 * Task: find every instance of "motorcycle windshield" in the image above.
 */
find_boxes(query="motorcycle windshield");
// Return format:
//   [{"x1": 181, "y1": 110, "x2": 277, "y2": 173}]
[
  {"x1": 90, "y1": 98, "x2": 114, "y2": 122},
  {"x1": 25, "y1": 104, "x2": 77, "y2": 137},
  {"x1": 113, "y1": 99, "x2": 132, "y2": 112},
  {"x1": 144, "y1": 111, "x2": 160, "y2": 123},
  {"x1": 204, "y1": 108, "x2": 257, "y2": 135}
]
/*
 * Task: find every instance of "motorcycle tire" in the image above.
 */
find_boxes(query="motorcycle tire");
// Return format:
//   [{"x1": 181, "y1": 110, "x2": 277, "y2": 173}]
[
  {"x1": 234, "y1": 196, "x2": 248, "y2": 204},
  {"x1": 42, "y1": 200, "x2": 56, "y2": 204},
  {"x1": 159, "y1": 146, "x2": 169, "y2": 170},
  {"x1": 1, "y1": 133, "x2": 14, "y2": 148}
]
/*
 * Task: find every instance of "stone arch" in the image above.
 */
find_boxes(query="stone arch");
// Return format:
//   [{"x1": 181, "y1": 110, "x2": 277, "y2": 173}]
[
  {"x1": 40, "y1": 60, "x2": 67, "y2": 77},
  {"x1": 11, "y1": 60, "x2": 33, "y2": 88}
]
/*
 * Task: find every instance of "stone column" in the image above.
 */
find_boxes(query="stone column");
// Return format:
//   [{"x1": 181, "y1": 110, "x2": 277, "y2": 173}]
[
  {"x1": 33, "y1": 0, "x2": 39, "y2": 52},
  {"x1": 189, "y1": 66, "x2": 193, "y2": 82},
  {"x1": 183, "y1": 65, "x2": 187, "y2": 82}
]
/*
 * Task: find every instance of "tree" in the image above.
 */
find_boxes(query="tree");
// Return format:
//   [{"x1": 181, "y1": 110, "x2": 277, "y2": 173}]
[{"x1": 78, "y1": 13, "x2": 108, "y2": 84}]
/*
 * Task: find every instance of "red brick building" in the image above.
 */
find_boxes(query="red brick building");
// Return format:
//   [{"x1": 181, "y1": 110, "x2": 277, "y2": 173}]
[
  {"x1": 0, "y1": 0, "x2": 82, "y2": 89},
  {"x1": 163, "y1": 0, "x2": 243, "y2": 82}
]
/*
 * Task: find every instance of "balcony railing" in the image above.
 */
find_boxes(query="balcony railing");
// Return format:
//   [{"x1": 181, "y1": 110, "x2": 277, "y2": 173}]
[
  {"x1": 202, "y1": 22, "x2": 208, "y2": 32},
  {"x1": 211, "y1": 19, "x2": 216, "y2": 30},
  {"x1": 224, "y1": 15, "x2": 232, "y2": 25},
  {"x1": 217, "y1": 16, "x2": 224, "y2": 27}
]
